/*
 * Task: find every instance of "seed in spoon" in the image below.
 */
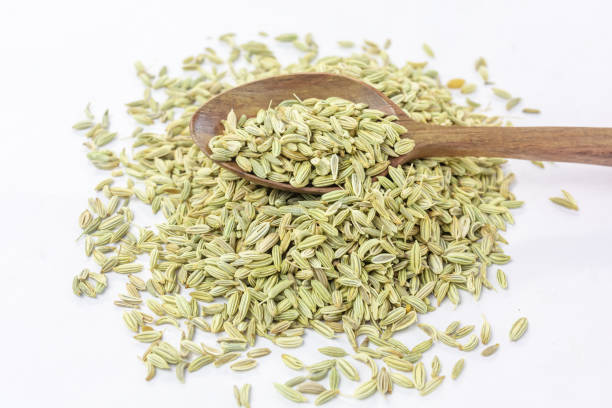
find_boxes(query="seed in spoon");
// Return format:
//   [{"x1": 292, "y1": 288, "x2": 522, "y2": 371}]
[{"x1": 207, "y1": 97, "x2": 414, "y2": 189}]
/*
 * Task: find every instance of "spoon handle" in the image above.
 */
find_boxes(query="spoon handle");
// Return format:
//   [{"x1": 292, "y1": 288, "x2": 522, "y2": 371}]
[{"x1": 403, "y1": 125, "x2": 612, "y2": 166}]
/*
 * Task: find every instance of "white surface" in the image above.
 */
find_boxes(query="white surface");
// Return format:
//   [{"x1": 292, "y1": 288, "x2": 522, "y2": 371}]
[{"x1": 1, "y1": 0, "x2": 611, "y2": 406}]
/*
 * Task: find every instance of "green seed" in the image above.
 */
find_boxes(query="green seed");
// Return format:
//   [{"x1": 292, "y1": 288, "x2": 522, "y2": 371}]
[
  {"x1": 509, "y1": 317, "x2": 529, "y2": 341},
  {"x1": 314, "y1": 389, "x2": 339, "y2": 405},
  {"x1": 492, "y1": 88, "x2": 512, "y2": 99},
  {"x1": 481, "y1": 343, "x2": 500, "y2": 357},
  {"x1": 422, "y1": 43, "x2": 435, "y2": 57},
  {"x1": 275, "y1": 33, "x2": 299, "y2": 42},
  {"x1": 419, "y1": 376, "x2": 445, "y2": 396},
  {"x1": 451, "y1": 359, "x2": 465, "y2": 380},
  {"x1": 273, "y1": 383, "x2": 308, "y2": 403}
]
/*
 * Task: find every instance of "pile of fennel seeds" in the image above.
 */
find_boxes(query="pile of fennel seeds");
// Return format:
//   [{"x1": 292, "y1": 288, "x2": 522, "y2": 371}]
[{"x1": 72, "y1": 33, "x2": 525, "y2": 402}]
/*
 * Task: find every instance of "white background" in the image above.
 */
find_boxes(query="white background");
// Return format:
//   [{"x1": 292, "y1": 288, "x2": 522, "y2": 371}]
[{"x1": 1, "y1": 0, "x2": 611, "y2": 406}]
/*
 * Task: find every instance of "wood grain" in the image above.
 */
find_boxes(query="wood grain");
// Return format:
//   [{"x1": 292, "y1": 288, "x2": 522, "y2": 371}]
[{"x1": 190, "y1": 73, "x2": 612, "y2": 194}]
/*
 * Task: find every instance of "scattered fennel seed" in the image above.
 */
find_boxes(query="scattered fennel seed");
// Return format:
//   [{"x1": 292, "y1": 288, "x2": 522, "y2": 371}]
[
  {"x1": 297, "y1": 382, "x2": 327, "y2": 394},
  {"x1": 447, "y1": 78, "x2": 465, "y2": 89},
  {"x1": 314, "y1": 389, "x2": 339, "y2": 405},
  {"x1": 492, "y1": 88, "x2": 512, "y2": 99},
  {"x1": 497, "y1": 269, "x2": 508, "y2": 289},
  {"x1": 247, "y1": 348, "x2": 271, "y2": 358},
  {"x1": 466, "y1": 98, "x2": 481, "y2": 108},
  {"x1": 274, "y1": 382, "x2": 308, "y2": 403},
  {"x1": 420, "y1": 376, "x2": 445, "y2": 396},
  {"x1": 282, "y1": 354, "x2": 305, "y2": 370},
  {"x1": 478, "y1": 65, "x2": 489, "y2": 82},
  {"x1": 481, "y1": 343, "x2": 500, "y2": 357},
  {"x1": 234, "y1": 384, "x2": 251, "y2": 408},
  {"x1": 550, "y1": 190, "x2": 579, "y2": 210},
  {"x1": 353, "y1": 379, "x2": 377, "y2": 399},
  {"x1": 481, "y1": 315, "x2": 492, "y2": 345},
  {"x1": 451, "y1": 359, "x2": 465, "y2": 380},
  {"x1": 509, "y1": 317, "x2": 528, "y2": 341},
  {"x1": 275, "y1": 33, "x2": 299, "y2": 42},
  {"x1": 460, "y1": 83, "x2": 477, "y2": 94},
  {"x1": 506, "y1": 97, "x2": 521, "y2": 111}
]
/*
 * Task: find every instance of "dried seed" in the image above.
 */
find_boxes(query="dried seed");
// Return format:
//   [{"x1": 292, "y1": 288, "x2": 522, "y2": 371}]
[
  {"x1": 445, "y1": 321, "x2": 460, "y2": 335},
  {"x1": 239, "y1": 384, "x2": 251, "y2": 408},
  {"x1": 481, "y1": 316, "x2": 492, "y2": 345},
  {"x1": 285, "y1": 376, "x2": 308, "y2": 387},
  {"x1": 431, "y1": 356, "x2": 441, "y2": 377},
  {"x1": 233, "y1": 385, "x2": 241, "y2": 406},
  {"x1": 446, "y1": 78, "x2": 465, "y2": 89},
  {"x1": 497, "y1": 269, "x2": 508, "y2": 289},
  {"x1": 230, "y1": 359, "x2": 257, "y2": 372},
  {"x1": 492, "y1": 88, "x2": 512, "y2": 99},
  {"x1": 273, "y1": 382, "x2": 308, "y2": 403},
  {"x1": 376, "y1": 367, "x2": 392, "y2": 395},
  {"x1": 459, "y1": 335, "x2": 480, "y2": 352},
  {"x1": 314, "y1": 389, "x2": 339, "y2": 406},
  {"x1": 481, "y1": 343, "x2": 500, "y2": 357},
  {"x1": 383, "y1": 356, "x2": 413, "y2": 372},
  {"x1": 247, "y1": 347, "x2": 271, "y2": 358},
  {"x1": 275, "y1": 336, "x2": 303, "y2": 348},
  {"x1": 214, "y1": 352, "x2": 240, "y2": 367},
  {"x1": 175, "y1": 362, "x2": 186, "y2": 383},
  {"x1": 451, "y1": 359, "x2": 465, "y2": 380},
  {"x1": 318, "y1": 346, "x2": 347, "y2": 357},
  {"x1": 509, "y1": 317, "x2": 528, "y2": 341},
  {"x1": 460, "y1": 83, "x2": 477, "y2": 94},
  {"x1": 187, "y1": 355, "x2": 214, "y2": 372},
  {"x1": 453, "y1": 325, "x2": 475, "y2": 339},
  {"x1": 413, "y1": 362, "x2": 426, "y2": 390},
  {"x1": 296, "y1": 382, "x2": 327, "y2": 394},
  {"x1": 134, "y1": 331, "x2": 162, "y2": 343},
  {"x1": 466, "y1": 98, "x2": 481, "y2": 108},
  {"x1": 412, "y1": 338, "x2": 434, "y2": 354},
  {"x1": 275, "y1": 33, "x2": 299, "y2": 42},
  {"x1": 309, "y1": 359, "x2": 336, "y2": 372},
  {"x1": 550, "y1": 190, "x2": 579, "y2": 211},
  {"x1": 282, "y1": 354, "x2": 304, "y2": 370},
  {"x1": 353, "y1": 379, "x2": 377, "y2": 399},
  {"x1": 391, "y1": 371, "x2": 415, "y2": 388},
  {"x1": 419, "y1": 376, "x2": 445, "y2": 396},
  {"x1": 329, "y1": 366, "x2": 340, "y2": 390},
  {"x1": 336, "y1": 358, "x2": 360, "y2": 381},
  {"x1": 309, "y1": 369, "x2": 330, "y2": 382},
  {"x1": 73, "y1": 120, "x2": 94, "y2": 130},
  {"x1": 506, "y1": 97, "x2": 521, "y2": 111},
  {"x1": 146, "y1": 353, "x2": 169, "y2": 369},
  {"x1": 144, "y1": 361, "x2": 155, "y2": 381},
  {"x1": 422, "y1": 43, "x2": 435, "y2": 58}
]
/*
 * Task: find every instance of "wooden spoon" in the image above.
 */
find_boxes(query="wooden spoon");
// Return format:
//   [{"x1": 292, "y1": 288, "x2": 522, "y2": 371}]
[{"x1": 190, "y1": 73, "x2": 612, "y2": 194}]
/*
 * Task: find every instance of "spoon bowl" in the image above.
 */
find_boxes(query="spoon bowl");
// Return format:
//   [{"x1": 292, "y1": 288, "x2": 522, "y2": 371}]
[
  {"x1": 191, "y1": 73, "x2": 612, "y2": 194},
  {"x1": 190, "y1": 73, "x2": 404, "y2": 194}
]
